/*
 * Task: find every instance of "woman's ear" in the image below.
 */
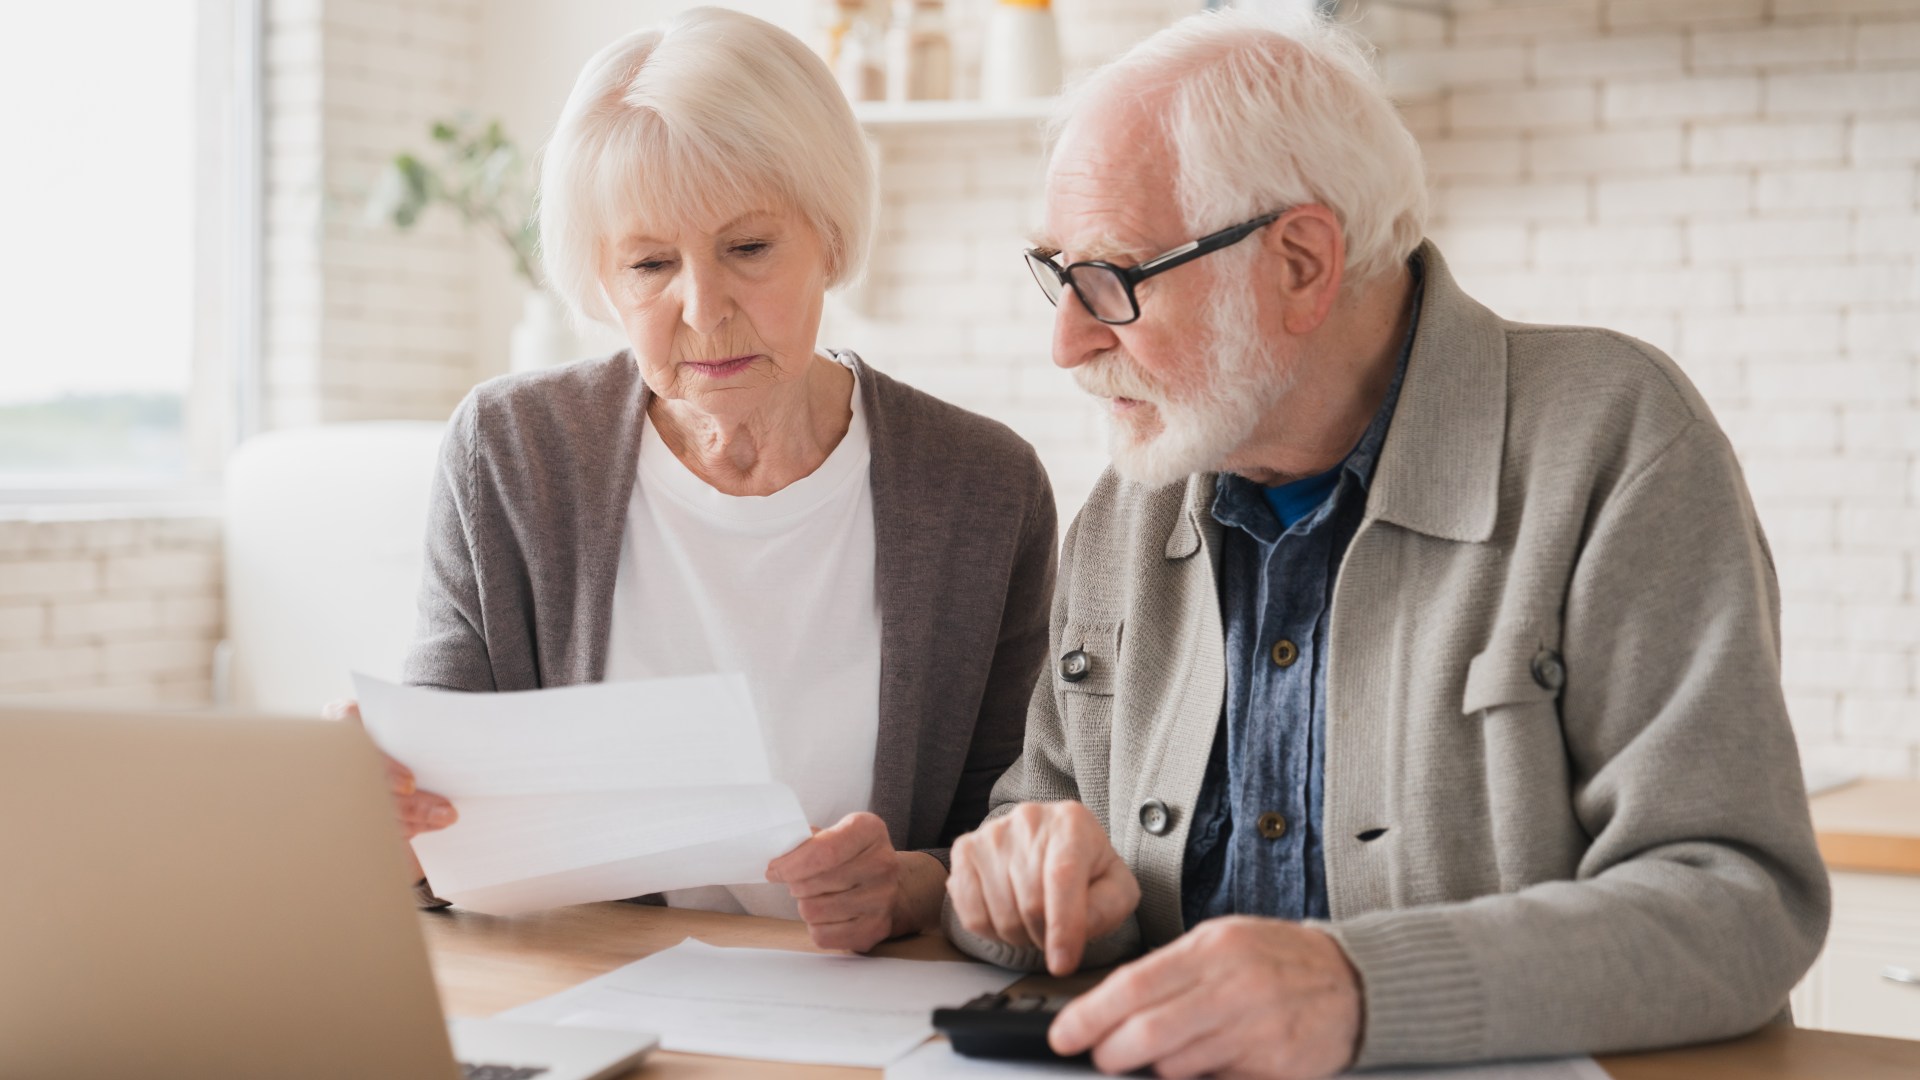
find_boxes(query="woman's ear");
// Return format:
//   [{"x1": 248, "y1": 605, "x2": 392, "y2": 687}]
[{"x1": 1262, "y1": 206, "x2": 1345, "y2": 336}]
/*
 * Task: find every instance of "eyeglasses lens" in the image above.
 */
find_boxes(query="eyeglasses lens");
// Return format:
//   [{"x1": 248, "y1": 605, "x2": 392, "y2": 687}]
[
  {"x1": 1068, "y1": 265, "x2": 1133, "y2": 323},
  {"x1": 1025, "y1": 252, "x2": 1066, "y2": 307}
]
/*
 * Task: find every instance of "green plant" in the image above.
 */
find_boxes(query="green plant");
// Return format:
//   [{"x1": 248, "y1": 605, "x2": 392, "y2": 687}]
[{"x1": 368, "y1": 116, "x2": 540, "y2": 285}]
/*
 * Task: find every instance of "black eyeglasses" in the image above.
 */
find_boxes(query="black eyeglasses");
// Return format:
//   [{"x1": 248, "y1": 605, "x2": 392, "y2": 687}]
[{"x1": 1023, "y1": 209, "x2": 1286, "y2": 325}]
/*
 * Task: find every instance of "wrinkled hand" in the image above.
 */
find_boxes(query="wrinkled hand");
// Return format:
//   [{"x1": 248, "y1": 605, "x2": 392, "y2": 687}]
[
  {"x1": 323, "y1": 699, "x2": 457, "y2": 839},
  {"x1": 1050, "y1": 916, "x2": 1363, "y2": 1079},
  {"x1": 765, "y1": 811, "x2": 943, "y2": 953},
  {"x1": 947, "y1": 800, "x2": 1140, "y2": 975}
]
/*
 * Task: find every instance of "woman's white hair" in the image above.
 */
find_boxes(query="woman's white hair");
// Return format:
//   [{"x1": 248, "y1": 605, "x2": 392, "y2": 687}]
[
  {"x1": 538, "y1": 6, "x2": 874, "y2": 327},
  {"x1": 1054, "y1": 8, "x2": 1427, "y2": 286}
]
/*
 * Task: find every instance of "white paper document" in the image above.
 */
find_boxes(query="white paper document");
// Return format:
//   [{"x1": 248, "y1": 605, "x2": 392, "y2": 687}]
[
  {"x1": 888, "y1": 1040, "x2": 1613, "y2": 1080},
  {"x1": 500, "y1": 938, "x2": 1021, "y2": 1067},
  {"x1": 352, "y1": 673, "x2": 813, "y2": 915}
]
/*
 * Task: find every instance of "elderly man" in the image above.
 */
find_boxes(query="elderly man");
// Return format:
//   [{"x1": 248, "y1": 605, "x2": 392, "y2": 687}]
[{"x1": 943, "y1": 10, "x2": 1830, "y2": 1079}]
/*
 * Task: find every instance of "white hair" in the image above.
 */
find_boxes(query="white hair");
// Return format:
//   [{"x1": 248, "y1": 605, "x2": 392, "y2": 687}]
[
  {"x1": 1052, "y1": 8, "x2": 1427, "y2": 285},
  {"x1": 538, "y1": 6, "x2": 875, "y2": 327},
  {"x1": 1075, "y1": 265, "x2": 1296, "y2": 488}
]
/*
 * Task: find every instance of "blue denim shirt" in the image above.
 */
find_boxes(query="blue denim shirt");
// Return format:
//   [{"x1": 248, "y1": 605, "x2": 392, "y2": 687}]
[{"x1": 1180, "y1": 265, "x2": 1424, "y2": 928}]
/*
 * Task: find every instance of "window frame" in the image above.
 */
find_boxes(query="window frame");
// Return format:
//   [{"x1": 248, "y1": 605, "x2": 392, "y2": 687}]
[{"x1": 0, "y1": 0, "x2": 262, "y2": 510}]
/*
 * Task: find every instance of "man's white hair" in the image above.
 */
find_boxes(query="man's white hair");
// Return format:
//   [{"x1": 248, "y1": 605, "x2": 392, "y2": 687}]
[
  {"x1": 538, "y1": 6, "x2": 874, "y2": 327},
  {"x1": 1054, "y1": 8, "x2": 1427, "y2": 285}
]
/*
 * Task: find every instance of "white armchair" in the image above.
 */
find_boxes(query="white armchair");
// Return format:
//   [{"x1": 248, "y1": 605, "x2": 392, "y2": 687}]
[{"x1": 222, "y1": 422, "x2": 445, "y2": 714}]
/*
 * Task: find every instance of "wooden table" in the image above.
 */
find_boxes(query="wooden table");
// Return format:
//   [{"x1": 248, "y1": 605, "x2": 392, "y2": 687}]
[
  {"x1": 1811, "y1": 778, "x2": 1920, "y2": 876},
  {"x1": 423, "y1": 902, "x2": 1920, "y2": 1079}
]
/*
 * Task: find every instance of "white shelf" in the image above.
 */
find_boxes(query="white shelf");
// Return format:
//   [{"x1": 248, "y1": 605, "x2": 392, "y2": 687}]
[{"x1": 852, "y1": 97, "x2": 1056, "y2": 131}]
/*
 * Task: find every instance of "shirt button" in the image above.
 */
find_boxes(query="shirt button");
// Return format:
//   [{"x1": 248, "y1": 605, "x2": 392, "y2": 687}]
[
  {"x1": 1531, "y1": 648, "x2": 1566, "y2": 692},
  {"x1": 1139, "y1": 799, "x2": 1171, "y2": 836},
  {"x1": 1257, "y1": 811, "x2": 1288, "y2": 839},
  {"x1": 1270, "y1": 639, "x2": 1299, "y2": 668},
  {"x1": 1060, "y1": 649, "x2": 1091, "y2": 683}
]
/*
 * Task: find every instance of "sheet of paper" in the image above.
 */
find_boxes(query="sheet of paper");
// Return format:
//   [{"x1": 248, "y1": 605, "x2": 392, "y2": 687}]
[
  {"x1": 888, "y1": 1040, "x2": 1614, "y2": 1080},
  {"x1": 354, "y1": 673, "x2": 769, "y2": 795},
  {"x1": 352, "y1": 674, "x2": 812, "y2": 914},
  {"x1": 500, "y1": 938, "x2": 1021, "y2": 1067}
]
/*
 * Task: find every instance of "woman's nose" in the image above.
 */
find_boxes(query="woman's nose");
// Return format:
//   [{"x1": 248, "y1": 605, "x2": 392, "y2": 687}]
[{"x1": 679, "y1": 261, "x2": 735, "y2": 335}]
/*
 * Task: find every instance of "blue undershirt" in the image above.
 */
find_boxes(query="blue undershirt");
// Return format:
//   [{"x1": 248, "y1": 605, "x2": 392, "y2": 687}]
[{"x1": 1262, "y1": 465, "x2": 1344, "y2": 529}]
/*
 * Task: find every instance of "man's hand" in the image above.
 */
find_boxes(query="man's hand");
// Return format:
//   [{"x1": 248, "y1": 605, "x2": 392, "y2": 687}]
[
  {"x1": 947, "y1": 800, "x2": 1140, "y2": 975},
  {"x1": 766, "y1": 811, "x2": 945, "y2": 953},
  {"x1": 1049, "y1": 916, "x2": 1363, "y2": 1080}
]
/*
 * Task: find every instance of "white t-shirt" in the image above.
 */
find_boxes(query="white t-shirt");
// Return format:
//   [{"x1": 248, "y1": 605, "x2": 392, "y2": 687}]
[{"x1": 602, "y1": 356, "x2": 881, "y2": 919}]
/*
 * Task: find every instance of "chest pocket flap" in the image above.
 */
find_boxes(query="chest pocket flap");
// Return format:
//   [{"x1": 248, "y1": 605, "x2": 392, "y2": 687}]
[
  {"x1": 1057, "y1": 620, "x2": 1122, "y2": 696},
  {"x1": 1463, "y1": 633, "x2": 1564, "y2": 716}
]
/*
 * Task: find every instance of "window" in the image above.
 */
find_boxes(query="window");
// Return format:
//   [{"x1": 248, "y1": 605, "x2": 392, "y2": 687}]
[{"x1": 0, "y1": 1, "x2": 254, "y2": 496}]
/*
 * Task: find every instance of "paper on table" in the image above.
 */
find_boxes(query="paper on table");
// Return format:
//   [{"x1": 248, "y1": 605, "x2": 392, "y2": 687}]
[
  {"x1": 500, "y1": 938, "x2": 1022, "y2": 1068},
  {"x1": 888, "y1": 1040, "x2": 1615, "y2": 1080},
  {"x1": 352, "y1": 674, "x2": 812, "y2": 915}
]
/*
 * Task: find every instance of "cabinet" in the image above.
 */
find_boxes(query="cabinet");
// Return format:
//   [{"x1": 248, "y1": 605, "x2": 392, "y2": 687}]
[
  {"x1": 1792, "y1": 871, "x2": 1920, "y2": 1039},
  {"x1": 1791, "y1": 780, "x2": 1920, "y2": 1041}
]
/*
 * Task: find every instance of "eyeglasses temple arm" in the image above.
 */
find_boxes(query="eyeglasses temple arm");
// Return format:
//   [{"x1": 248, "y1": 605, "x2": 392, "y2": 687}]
[{"x1": 1126, "y1": 210, "x2": 1284, "y2": 282}]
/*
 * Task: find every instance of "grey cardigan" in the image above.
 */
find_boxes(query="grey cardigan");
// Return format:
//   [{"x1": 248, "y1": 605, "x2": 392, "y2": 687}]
[
  {"x1": 947, "y1": 243, "x2": 1831, "y2": 1067},
  {"x1": 401, "y1": 350, "x2": 1057, "y2": 864}
]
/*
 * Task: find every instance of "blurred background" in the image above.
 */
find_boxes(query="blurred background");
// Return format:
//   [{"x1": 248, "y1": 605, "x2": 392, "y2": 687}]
[{"x1": 2, "y1": 0, "x2": 1916, "y2": 764}]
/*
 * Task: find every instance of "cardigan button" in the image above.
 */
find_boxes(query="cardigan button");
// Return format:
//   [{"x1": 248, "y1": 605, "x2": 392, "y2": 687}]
[
  {"x1": 1060, "y1": 649, "x2": 1091, "y2": 683},
  {"x1": 1139, "y1": 799, "x2": 1172, "y2": 836},
  {"x1": 1256, "y1": 811, "x2": 1288, "y2": 839},
  {"x1": 1531, "y1": 648, "x2": 1566, "y2": 692}
]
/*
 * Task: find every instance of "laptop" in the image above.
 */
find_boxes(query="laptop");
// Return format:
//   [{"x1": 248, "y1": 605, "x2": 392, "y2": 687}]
[{"x1": 0, "y1": 705, "x2": 656, "y2": 1080}]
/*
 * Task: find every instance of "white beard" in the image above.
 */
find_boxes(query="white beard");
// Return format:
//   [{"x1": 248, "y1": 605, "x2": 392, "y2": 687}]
[{"x1": 1077, "y1": 273, "x2": 1294, "y2": 489}]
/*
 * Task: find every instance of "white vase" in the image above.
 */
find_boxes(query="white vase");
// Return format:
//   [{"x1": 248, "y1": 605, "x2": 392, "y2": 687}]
[{"x1": 509, "y1": 291, "x2": 576, "y2": 374}]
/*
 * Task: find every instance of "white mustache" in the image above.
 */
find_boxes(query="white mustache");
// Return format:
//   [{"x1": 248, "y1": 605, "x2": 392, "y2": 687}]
[{"x1": 1073, "y1": 352, "x2": 1162, "y2": 404}]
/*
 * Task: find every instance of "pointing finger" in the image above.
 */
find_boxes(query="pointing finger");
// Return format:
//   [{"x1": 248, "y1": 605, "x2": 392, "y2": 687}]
[{"x1": 1042, "y1": 846, "x2": 1089, "y2": 976}]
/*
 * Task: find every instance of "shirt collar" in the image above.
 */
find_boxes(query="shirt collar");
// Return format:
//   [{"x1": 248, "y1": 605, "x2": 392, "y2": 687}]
[{"x1": 1337, "y1": 254, "x2": 1424, "y2": 493}]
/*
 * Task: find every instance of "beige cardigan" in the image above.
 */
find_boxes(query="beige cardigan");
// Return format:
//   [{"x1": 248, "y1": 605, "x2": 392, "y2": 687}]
[{"x1": 946, "y1": 243, "x2": 1830, "y2": 1068}]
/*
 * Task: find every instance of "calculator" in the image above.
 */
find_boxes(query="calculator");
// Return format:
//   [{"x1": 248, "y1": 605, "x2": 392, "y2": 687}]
[{"x1": 931, "y1": 991, "x2": 1085, "y2": 1061}]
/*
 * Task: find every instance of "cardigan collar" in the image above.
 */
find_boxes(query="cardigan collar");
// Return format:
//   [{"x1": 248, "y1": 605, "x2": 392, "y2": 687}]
[{"x1": 1164, "y1": 239, "x2": 1506, "y2": 560}]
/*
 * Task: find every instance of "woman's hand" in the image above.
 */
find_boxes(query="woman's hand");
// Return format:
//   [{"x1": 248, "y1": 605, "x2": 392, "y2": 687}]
[
  {"x1": 765, "y1": 811, "x2": 947, "y2": 953},
  {"x1": 322, "y1": 699, "x2": 458, "y2": 839}
]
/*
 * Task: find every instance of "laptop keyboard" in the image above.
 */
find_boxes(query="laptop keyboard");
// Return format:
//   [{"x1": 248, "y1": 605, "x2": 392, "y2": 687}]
[{"x1": 460, "y1": 1064, "x2": 549, "y2": 1080}]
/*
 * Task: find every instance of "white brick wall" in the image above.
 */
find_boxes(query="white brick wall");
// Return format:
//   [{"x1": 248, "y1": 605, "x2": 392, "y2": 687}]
[
  {"x1": 826, "y1": 113, "x2": 1116, "y2": 510},
  {"x1": 0, "y1": 515, "x2": 223, "y2": 707},
  {"x1": 820, "y1": 1, "x2": 1198, "y2": 520},
  {"x1": 1378, "y1": 0, "x2": 1920, "y2": 777},
  {"x1": 262, "y1": 0, "x2": 483, "y2": 428}
]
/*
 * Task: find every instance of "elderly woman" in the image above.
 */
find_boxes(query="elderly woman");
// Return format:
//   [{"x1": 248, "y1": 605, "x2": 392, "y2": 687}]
[{"x1": 360, "y1": 7, "x2": 1054, "y2": 952}]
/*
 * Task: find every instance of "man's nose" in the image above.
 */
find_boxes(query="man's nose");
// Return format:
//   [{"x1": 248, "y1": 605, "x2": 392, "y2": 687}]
[{"x1": 1051, "y1": 289, "x2": 1118, "y2": 371}]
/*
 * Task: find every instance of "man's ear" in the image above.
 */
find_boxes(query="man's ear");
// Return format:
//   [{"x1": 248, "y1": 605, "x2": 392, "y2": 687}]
[{"x1": 1261, "y1": 206, "x2": 1345, "y2": 335}]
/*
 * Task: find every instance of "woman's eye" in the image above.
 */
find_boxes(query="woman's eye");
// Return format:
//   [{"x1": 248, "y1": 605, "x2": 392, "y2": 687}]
[
  {"x1": 731, "y1": 241, "x2": 769, "y2": 257},
  {"x1": 629, "y1": 259, "x2": 672, "y2": 274}
]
